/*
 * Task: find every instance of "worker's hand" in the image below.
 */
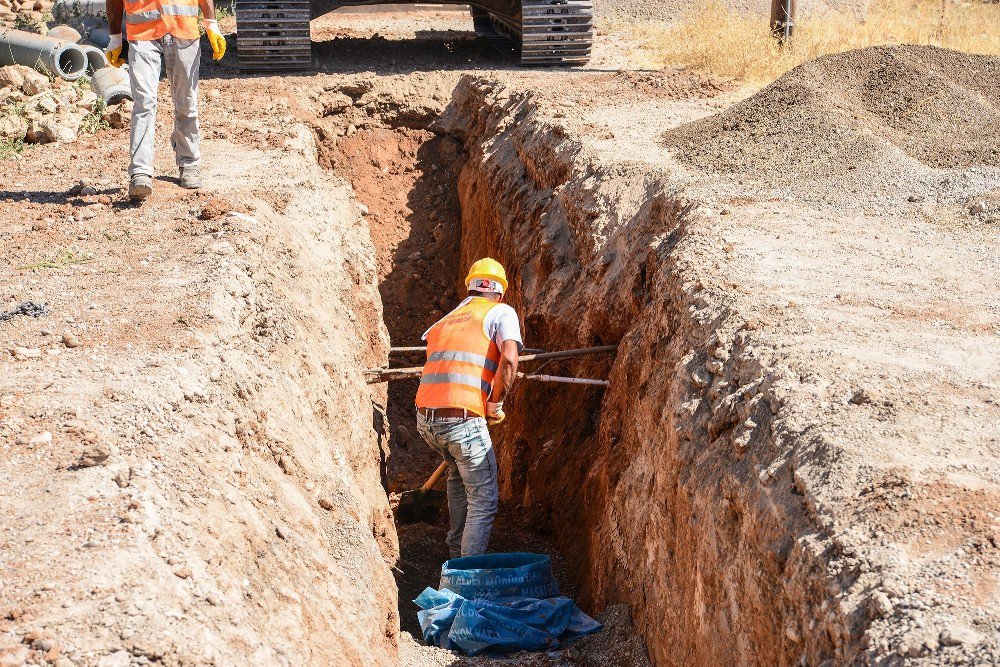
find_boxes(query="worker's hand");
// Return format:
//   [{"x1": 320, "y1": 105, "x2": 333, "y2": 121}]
[
  {"x1": 106, "y1": 33, "x2": 124, "y2": 67},
  {"x1": 204, "y1": 19, "x2": 226, "y2": 61},
  {"x1": 486, "y1": 401, "x2": 505, "y2": 426}
]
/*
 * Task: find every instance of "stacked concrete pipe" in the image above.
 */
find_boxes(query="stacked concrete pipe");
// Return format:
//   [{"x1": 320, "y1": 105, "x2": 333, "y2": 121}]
[
  {"x1": 90, "y1": 65, "x2": 131, "y2": 105},
  {"x1": 0, "y1": 28, "x2": 89, "y2": 81},
  {"x1": 81, "y1": 45, "x2": 109, "y2": 73}
]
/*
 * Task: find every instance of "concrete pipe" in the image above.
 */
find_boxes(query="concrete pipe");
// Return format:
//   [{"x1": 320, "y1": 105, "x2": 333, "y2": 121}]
[
  {"x1": 0, "y1": 28, "x2": 89, "y2": 81},
  {"x1": 81, "y1": 45, "x2": 109, "y2": 73},
  {"x1": 47, "y1": 24, "x2": 83, "y2": 43},
  {"x1": 87, "y1": 26, "x2": 111, "y2": 49},
  {"x1": 90, "y1": 65, "x2": 132, "y2": 106}
]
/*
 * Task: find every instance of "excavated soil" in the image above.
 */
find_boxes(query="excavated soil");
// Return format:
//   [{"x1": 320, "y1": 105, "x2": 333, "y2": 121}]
[
  {"x1": 3, "y1": 9, "x2": 999, "y2": 667},
  {"x1": 662, "y1": 45, "x2": 1000, "y2": 209}
]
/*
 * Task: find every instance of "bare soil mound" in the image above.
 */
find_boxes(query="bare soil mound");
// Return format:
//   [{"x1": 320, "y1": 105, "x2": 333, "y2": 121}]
[{"x1": 662, "y1": 45, "x2": 1000, "y2": 205}]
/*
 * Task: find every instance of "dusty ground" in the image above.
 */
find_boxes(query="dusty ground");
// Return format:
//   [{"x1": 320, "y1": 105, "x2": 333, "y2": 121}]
[{"x1": 2, "y1": 6, "x2": 998, "y2": 667}]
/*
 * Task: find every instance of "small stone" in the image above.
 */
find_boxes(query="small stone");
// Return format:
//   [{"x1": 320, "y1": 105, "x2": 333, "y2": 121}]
[
  {"x1": 907, "y1": 194, "x2": 924, "y2": 203},
  {"x1": 317, "y1": 497, "x2": 334, "y2": 511},
  {"x1": 80, "y1": 185, "x2": 97, "y2": 196},
  {"x1": 10, "y1": 346, "x2": 42, "y2": 360},
  {"x1": 969, "y1": 201, "x2": 986, "y2": 215},
  {"x1": 31, "y1": 219, "x2": 48, "y2": 231},
  {"x1": 691, "y1": 368, "x2": 711, "y2": 388},
  {"x1": 785, "y1": 624, "x2": 800, "y2": 643},
  {"x1": 77, "y1": 442, "x2": 112, "y2": 468},
  {"x1": 172, "y1": 566, "x2": 193, "y2": 579},
  {"x1": 869, "y1": 591, "x2": 892, "y2": 618},
  {"x1": 940, "y1": 624, "x2": 983, "y2": 647},
  {"x1": 29, "y1": 432, "x2": 52, "y2": 446},
  {"x1": 275, "y1": 524, "x2": 291, "y2": 540},
  {"x1": 14, "y1": 436, "x2": 29, "y2": 446},
  {"x1": 31, "y1": 638, "x2": 53, "y2": 651},
  {"x1": 849, "y1": 388, "x2": 872, "y2": 405},
  {"x1": 358, "y1": 203, "x2": 370, "y2": 216},
  {"x1": 61, "y1": 333, "x2": 81, "y2": 348},
  {"x1": 113, "y1": 466, "x2": 131, "y2": 488}
]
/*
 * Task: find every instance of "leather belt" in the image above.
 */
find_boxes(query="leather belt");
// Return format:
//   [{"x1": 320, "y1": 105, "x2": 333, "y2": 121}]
[{"x1": 418, "y1": 407, "x2": 473, "y2": 420}]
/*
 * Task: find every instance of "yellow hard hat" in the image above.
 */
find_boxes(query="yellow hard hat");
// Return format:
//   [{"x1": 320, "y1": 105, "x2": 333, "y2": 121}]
[{"x1": 465, "y1": 257, "x2": 508, "y2": 292}]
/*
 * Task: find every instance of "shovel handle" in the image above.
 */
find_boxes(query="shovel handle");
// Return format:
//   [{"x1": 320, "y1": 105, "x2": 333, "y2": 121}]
[{"x1": 423, "y1": 460, "x2": 448, "y2": 491}]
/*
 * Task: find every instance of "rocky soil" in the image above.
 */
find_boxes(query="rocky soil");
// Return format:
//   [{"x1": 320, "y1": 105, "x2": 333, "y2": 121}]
[
  {"x1": 1, "y1": 65, "x2": 130, "y2": 148},
  {"x1": 438, "y1": 52, "x2": 999, "y2": 665},
  {"x1": 2, "y1": 6, "x2": 998, "y2": 667}
]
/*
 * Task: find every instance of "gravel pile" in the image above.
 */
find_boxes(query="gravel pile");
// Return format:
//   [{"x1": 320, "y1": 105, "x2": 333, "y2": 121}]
[
  {"x1": 0, "y1": 64, "x2": 129, "y2": 147},
  {"x1": 662, "y1": 45, "x2": 1000, "y2": 209}
]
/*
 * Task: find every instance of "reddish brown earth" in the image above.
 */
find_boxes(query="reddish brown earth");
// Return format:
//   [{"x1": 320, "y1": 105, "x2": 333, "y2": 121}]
[{"x1": 2, "y1": 8, "x2": 999, "y2": 667}]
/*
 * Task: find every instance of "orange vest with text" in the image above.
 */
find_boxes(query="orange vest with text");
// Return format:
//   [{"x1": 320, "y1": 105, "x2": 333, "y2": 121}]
[
  {"x1": 415, "y1": 297, "x2": 501, "y2": 417},
  {"x1": 124, "y1": 0, "x2": 200, "y2": 41}
]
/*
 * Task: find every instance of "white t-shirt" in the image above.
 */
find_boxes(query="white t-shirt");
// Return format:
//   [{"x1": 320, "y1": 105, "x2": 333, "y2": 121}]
[{"x1": 422, "y1": 297, "x2": 524, "y2": 352}]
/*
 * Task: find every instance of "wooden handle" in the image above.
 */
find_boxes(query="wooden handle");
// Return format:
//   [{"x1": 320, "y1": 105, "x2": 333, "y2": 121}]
[{"x1": 422, "y1": 461, "x2": 448, "y2": 491}]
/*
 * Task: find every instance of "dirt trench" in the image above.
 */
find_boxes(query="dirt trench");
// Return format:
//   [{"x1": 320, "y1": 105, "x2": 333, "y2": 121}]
[
  {"x1": 301, "y1": 65, "x2": 1000, "y2": 666},
  {"x1": 307, "y1": 74, "x2": 810, "y2": 665},
  {"x1": 306, "y1": 77, "x2": 658, "y2": 665}
]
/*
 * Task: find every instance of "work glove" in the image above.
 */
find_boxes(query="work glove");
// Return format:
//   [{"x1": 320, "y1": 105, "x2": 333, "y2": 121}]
[
  {"x1": 204, "y1": 19, "x2": 226, "y2": 61},
  {"x1": 106, "y1": 33, "x2": 124, "y2": 68},
  {"x1": 486, "y1": 401, "x2": 505, "y2": 426}
]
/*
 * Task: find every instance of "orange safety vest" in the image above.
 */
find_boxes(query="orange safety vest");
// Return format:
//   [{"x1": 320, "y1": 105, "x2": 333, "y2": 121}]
[
  {"x1": 415, "y1": 297, "x2": 502, "y2": 417},
  {"x1": 124, "y1": 0, "x2": 200, "y2": 41}
]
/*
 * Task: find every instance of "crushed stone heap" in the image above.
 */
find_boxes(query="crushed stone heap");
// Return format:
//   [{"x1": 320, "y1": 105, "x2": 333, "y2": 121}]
[{"x1": 662, "y1": 45, "x2": 1000, "y2": 207}]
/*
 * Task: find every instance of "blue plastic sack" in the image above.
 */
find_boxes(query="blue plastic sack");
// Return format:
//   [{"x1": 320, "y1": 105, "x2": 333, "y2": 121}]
[{"x1": 414, "y1": 552, "x2": 602, "y2": 655}]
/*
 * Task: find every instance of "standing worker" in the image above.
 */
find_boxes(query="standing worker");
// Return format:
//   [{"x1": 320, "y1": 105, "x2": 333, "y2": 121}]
[
  {"x1": 415, "y1": 258, "x2": 522, "y2": 558},
  {"x1": 104, "y1": 0, "x2": 227, "y2": 201}
]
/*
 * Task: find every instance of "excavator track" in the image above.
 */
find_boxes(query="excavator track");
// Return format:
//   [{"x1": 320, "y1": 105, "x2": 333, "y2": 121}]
[
  {"x1": 473, "y1": 0, "x2": 593, "y2": 66},
  {"x1": 234, "y1": 0, "x2": 312, "y2": 72}
]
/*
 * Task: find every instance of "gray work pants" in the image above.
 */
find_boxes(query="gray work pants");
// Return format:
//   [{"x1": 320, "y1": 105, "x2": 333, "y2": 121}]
[
  {"x1": 416, "y1": 414, "x2": 499, "y2": 558},
  {"x1": 127, "y1": 35, "x2": 200, "y2": 178}
]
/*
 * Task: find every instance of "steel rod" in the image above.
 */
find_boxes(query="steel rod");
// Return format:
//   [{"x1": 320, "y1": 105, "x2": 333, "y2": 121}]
[
  {"x1": 518, "y1": 373, "x2": 609, "y2": 386},
  {"x1": 367, "y1": 344, "x2": 618, "y2": 384},
  {"x1": 389, "y1": 346, "x2": 545, "y2": 354}
]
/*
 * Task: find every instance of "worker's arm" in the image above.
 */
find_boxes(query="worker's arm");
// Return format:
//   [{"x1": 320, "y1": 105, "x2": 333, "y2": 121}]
[
  {"x1": 198, "y1": 0, "x2": 216, "y2": 20},
  {"x1": 105, "y1": 0, "x2": 125, "y2": 66},
  {"x1": 107, "y1": 0, "x2": 123, "y2": 34},
  {"x1": 486, "y1": 339, "x2": 518, "y2": 424},
  {"x1": 493, "y1": 339, "x2": 519, "y2": 402},
  {"x1": 200, "y1": 0, "x2": 226, "y2": 60}
]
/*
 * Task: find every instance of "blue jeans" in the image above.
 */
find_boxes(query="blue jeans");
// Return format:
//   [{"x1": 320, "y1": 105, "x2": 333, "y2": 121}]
[{"x1": 416, "y1": 415, "x2": 498, "y2": 558}]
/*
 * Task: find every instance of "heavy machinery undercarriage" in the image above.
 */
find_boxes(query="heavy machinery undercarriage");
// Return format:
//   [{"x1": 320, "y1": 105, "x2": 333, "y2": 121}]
[{"x1": 233, "y1": 0, "x2": 593, "y2": 71}]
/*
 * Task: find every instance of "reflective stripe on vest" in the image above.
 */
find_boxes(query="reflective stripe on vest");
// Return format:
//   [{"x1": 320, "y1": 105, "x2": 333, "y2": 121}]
[
  {"x1": 415, "y1": 297, "x2": 502, "y2": 417},
  {"x1": 124, "y1": 0, "x2": 200, "y2": 40}
]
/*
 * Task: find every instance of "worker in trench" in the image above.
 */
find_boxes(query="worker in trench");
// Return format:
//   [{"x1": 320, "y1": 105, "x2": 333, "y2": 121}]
[
  {"x1": 104, "y1": 0, "x2": 226, "y2": 201},
  {"x1": 415, "y1": 258, "x2": 522, "y2": 558}
]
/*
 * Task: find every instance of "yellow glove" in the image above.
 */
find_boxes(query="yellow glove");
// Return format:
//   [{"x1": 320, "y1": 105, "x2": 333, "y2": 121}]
[
  {"x1": 486, "y1": 401, "x2": 505, "y2": 426},
  {"x1": 106, "y1": 33, "x2": 124, "y2": 67},
  {"x1": 204, "y1": 19, "x2": 226, "y2": 61}
]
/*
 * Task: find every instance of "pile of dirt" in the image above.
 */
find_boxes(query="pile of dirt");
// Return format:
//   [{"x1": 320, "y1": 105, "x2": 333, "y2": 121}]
[
  {"x1": 662, "y1": 45, "x2": 1000, "y2": 206},
  {"x1": 0, "y1": 65, "x2": 129, "y2": 148}
]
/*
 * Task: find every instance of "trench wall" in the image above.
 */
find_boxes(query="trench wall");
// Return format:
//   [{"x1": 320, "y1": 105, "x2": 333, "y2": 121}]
[{"x1": 438, "y1": 77, "x2": 862, "y2": 666}]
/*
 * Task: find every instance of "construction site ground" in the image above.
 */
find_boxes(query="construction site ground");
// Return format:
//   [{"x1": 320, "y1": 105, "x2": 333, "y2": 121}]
[{"x1": 1, "y1": 7, "x2": 998, "y2": 667}]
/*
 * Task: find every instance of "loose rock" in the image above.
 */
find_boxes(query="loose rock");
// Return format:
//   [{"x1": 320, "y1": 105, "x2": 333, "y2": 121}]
[{"x1": 77, "y1": 442, "x2": 112, "y2": 468}]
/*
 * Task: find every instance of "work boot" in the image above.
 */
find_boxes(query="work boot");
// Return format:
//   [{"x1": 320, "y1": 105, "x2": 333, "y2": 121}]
[
  {"x1": 128, "y1": 174, "x2": 152, "y2": 201},
  {"x1": 179, "y1": 166, "x2": 202, "y2": 190}
]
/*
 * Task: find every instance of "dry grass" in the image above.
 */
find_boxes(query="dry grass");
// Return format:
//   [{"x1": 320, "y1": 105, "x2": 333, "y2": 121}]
[{"x1": 636, "y1": 0, "x2": 1000, "y2": 83}]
